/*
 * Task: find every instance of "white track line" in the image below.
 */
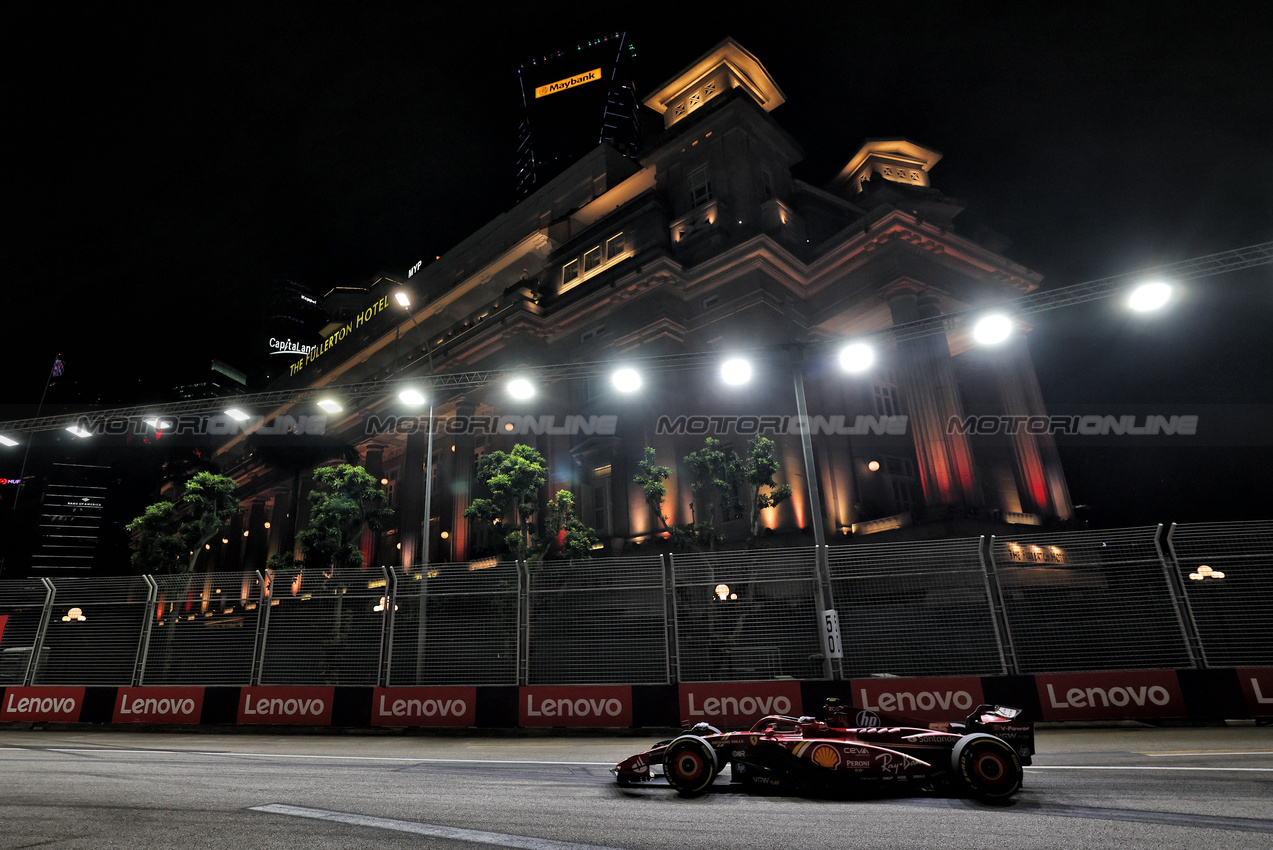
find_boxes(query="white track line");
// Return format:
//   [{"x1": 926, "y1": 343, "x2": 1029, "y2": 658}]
[
  {"x1": 1029, "y1": 765, "x2": 1273, "y2": 772},
  {"x1": 251, "y1": 803, "x2": 623, "y2": 849}
]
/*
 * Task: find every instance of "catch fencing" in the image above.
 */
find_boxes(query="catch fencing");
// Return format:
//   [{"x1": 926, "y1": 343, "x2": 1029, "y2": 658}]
[{"x1": 1, "y1": 521, "x2": 1269, "y2": 688}]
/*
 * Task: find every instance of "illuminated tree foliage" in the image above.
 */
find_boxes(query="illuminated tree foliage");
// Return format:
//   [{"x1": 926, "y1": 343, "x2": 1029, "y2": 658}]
[
  {"x1": 126, "y1": 471, "x2": 240, "y2": 573},
  {"x1": 296, "y1": 463, "x2": 393, "y2": 576}
]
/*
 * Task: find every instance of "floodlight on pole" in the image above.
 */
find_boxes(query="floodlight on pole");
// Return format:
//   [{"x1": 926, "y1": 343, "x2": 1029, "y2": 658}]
[
  {"x1": 65, "y1": 425, "x2": 91, "y2": 438},
  {"x1": 508, "y1": 377, "x2": 535, "y2": 399},
  {"x1": 838, "y1": 342, "x2": 874, "y2": 374},
  {"x1": 399, "y1": 389, "x2": 426, "y2": 406},
  {"x1": 224, "y1": 408, "x2": 251, "y2": 421},
  {"x1": 0, "y1": 435, "x2": 18, "y2": 447},
  {"x1": 721, "y1": 358, "x2": 752, "y2": 385},
  {"x1": 1128, "y1": 281, "x2": 1172, "y2": 312},
  {"x1": 611, "y1": 368, "x2": 642, "y2": 393},
  {"x1": 395, "y1": 291, "x2": 411, "y2": 307},
  {"x1": 317, "y1": 399, "x2": 343, "y2": 413},
  {"x1": 972, "y1": 314, "x2": 1014, "y2": 346}
]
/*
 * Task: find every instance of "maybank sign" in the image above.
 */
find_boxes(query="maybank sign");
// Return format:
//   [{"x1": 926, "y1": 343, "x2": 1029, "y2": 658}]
[{"x1": 535, "y1": 67, "x2": 601, "y2": 98}]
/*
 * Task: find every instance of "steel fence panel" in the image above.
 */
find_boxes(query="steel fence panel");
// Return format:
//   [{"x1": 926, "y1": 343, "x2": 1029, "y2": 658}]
[
  {"x1": 671, "y1": 548, "x2": 824, "y2": 682},
  {"x1": 258, "y1": 566, "x2": 388, "y2": 686},
  {"x1": 989, "y1": 526, "x2": 1192, "y2": 672},
  {"x1": 387, "y1": 561, "x2": 520, "y2": 686},
  {"x1": 526, "y1": 556, "x2": 668, "y2": 685},
  {"x1": 826, "y1": 537, "x2": 1005, "y2": 677},
  {"x1": 0, "y1": 580, "x2": 53, "y2": 686},
  {"x1": 1168, "y1": 521, "x2": 1273, "y2": 667},
  {"x1": 141, "y1": 571, "x2": 265, "y2": 685},
  {"x1": 32, "y1": 576, "x2": 152, "y2": 685}
]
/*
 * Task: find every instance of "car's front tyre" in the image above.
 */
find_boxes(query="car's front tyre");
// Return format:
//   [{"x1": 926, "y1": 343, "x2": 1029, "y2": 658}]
[{"x1": 662, "y1": 735, "x2": 719, "y2": 795}]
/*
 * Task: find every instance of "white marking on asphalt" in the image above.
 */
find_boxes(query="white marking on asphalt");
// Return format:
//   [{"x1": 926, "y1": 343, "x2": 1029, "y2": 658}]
[
  {"x1": 1145, "y1": 751, "x2": 1273, "y2": 757},
  {"x1": 1030, "y1": 766, "x2": 1273, "y2": 772},
  {"x1": 195, "y1": 751, "x2": 615, "y2": 766},
  {"x1": 49, "y1": 749, "x2": 178, "y2": 755},
  {"x1": 251, "y1": 803, "x2": 624, "y2": 849}
]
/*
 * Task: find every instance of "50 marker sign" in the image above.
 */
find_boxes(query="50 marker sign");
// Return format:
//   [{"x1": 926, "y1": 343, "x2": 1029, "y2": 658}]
[{"x1": 822, "y1": 609, "x2": 843, "y2": 660}]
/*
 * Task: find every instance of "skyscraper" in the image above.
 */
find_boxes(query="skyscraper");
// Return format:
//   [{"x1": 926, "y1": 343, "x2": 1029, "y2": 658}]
[{"x1": 515, "y1": 32, "x2": 641, "y2": 199}]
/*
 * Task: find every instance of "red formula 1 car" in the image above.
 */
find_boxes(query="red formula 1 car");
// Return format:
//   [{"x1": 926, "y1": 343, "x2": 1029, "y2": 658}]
[{"x1": 614, "y1": 700, "x2": 1033, "y2": 802}]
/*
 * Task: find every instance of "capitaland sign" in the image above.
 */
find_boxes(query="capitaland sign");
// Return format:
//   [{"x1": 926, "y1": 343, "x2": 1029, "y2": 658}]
[
  {"x1": 1035, "y1": 670, "x2": 1185, "y2": 720},
  {"x1": 113, "y1": 687, "x2": 205, "y2": 724},
  {"x1": 534, "y1": 67, "x2": 601, "y2": 98},
  {"x1": 371, "y1": 687, "x2": 475, "y2": 727},
  {"x1": 520, "y1": 686, "x2": 632, "y2": 727},
  {"x1": 851, "y1": 676, "x2": 984, "y2": 721},
  {"x1": 236, "y1": 686, "x2": 334, "y2": 725},
  {"x1": 290, "y1": 294, "x2": 390, "y2": 377},
  {"x1": 268, "y1": 338, "x2": 316, "y2": 357},
  {"x1": 2, "y1": 687, "x2": 85, "y2": 722},
  {"x1": 679, "y1": 681, "x2": 804, "y2": 726}
]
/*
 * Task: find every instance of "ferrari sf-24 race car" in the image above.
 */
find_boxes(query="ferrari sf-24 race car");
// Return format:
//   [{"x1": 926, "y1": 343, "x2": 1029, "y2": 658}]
[{"x1": 614, "y1": 700, "x2": 1033, "y2": 802}]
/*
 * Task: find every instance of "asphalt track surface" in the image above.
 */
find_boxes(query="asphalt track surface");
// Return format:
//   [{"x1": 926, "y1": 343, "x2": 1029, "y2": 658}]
[{"x1": 1, "y1": 725, "x2": 1271, "y2": 849}]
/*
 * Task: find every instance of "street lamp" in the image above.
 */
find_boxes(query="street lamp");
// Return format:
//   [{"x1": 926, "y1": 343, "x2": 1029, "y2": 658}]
[
  {"x1": 972, "y1": 314, "x2": 1013, "y2": 346},
  {"x1": 838, "y1": 342, "x2": 874, "y2": 374},
  {"x1": 721, "y1": 358, "x2": 752, "y2": 385},
  {"x1": 508, "y1": 377, "x2": 536, "y2": 399},
  {"x1": 611, "y1": 367, "x2": 642, "y2": 393}
]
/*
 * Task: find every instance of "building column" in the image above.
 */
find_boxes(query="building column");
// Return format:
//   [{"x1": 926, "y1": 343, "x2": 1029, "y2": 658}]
[
  {"x1": 362, "y1": 444, "x2": 385, "y2": 568},
  {"x1": 994, "y1": 338, "x2": 1074, "y2": 520},
  {"x1": 887, "y1": 288, "x2": 982, "y2": 511},
  {"x1": 449, "y1": 401, "x2": 477, "y2": 563},
  {"x1": 244, "y1": 500, "x2": 269, "y2": 571},
  {"x1": 266, "y1": 487, "x2": 290, "y2": 561},
  {"x1": 398, "y1": 430, "x2": 427, "y2": 571}
]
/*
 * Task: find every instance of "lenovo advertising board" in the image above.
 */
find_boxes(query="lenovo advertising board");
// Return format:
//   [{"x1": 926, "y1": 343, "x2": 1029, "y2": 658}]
[
  {"x1": 371, "y1": 687, "x2": 476, "y2": 727},
  {"x1": 1, "y1": 686, "x2": 85, "y2": 722},
  {"x1": 1237, "y1": 667, "x2": 1273, "y2": 717},
  {"x1": 236, "y1": 686, "x2": 334, "y2": 725},
  {"x1": 851, "y1": 676, "x2": 985, "y2": 722},
  {"x1": 1036, "y1": 670, "x2": 1186, "y2": 720},
  {"x1": 112, "y1": 687, "x2": 205, "y2": 724},
  {"x1": 519, "y1": 685, "x2": 632, "y2": 727},
  {"x1": 678, "y1": 681, "x2": 804, "y2": 728}
]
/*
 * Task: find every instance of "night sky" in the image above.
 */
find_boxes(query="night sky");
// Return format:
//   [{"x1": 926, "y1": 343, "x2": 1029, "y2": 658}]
[{"x1": 6, "y1": 3, "x2": 1272, "y2": 526}]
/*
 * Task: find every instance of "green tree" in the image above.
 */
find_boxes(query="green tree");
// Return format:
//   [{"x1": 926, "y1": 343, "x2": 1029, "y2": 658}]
[
  {"x1": 681, "y1": 438, "x2": 744, "y2": 551},
  {"x1": 126, "y1": 472, "x2": 240, "y2": 573},
  {"x1": 633, "y1": 447, "x2": 672, "y2": 532},
  {"x1": 741, "y1": 435, "x2": 792, "y2": 540},
  {"x1": 296, "y1": 464, "x2": 393, "y2": 576},
  {"x1": 542, "y1": 489, "x2": 599, "y2": 560},
  {"x1": 463, "y1": 444, "x2": 547, "y2": 560}
]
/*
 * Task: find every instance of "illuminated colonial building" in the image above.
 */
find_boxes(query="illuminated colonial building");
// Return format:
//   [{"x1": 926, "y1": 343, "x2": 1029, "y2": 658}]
[{"x1": 216, "y1": 38, "x2": 1072, "y2": 570}]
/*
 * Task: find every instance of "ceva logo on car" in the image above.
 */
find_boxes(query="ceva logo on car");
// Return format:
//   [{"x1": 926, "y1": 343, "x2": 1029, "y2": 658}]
[
  {"x1": 1035, "y1": 670, "x2": 1185, "y2": 720},
  {"x1": 371, "y1": 687, "x2": 476, "y2": 727},
  {"x1": 236, "y1": 686, "x2": 334, "y2": 725},
  {"x1": 113, "y1": 687, "x2": 205, "y2": 724},
  {"x1": 851, "y1": 676, "x2": 985, "y2": 721},
  {"x1": 519, "y1": 686, "x2": 633, "y2": 727},
  {"x1": 1, "y1": 687, "x2": 85, "y2": 722}
]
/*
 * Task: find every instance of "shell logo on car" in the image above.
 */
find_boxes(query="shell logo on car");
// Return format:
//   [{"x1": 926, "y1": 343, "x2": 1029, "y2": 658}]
[{"x1": 811, "y1": 744, "x2": 841, "y2": 769}]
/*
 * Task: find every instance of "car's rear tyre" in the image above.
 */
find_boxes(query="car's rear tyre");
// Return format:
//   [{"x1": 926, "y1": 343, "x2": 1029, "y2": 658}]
[
  {"x1": 663, "y1": 735, "x2": 718, "y2": 795},
  {"x1": 951, "y1": 734, "x2": 1022, "y2": 802}
]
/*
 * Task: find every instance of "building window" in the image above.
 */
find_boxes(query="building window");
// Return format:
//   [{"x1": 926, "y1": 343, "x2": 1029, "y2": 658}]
[
  {"x1": 873, "y1": 383, "x2": 899, "y2": 418},
  {"x1": 605, "y1": 232, "x2": 627, "y2": 260},
  {"x1": 761, "y1": 167, "x2": 774, "y2": 199},
  {"x1": 579, "y1": 324, "x2": 607, "y2": 343},
  {"x1": 592, "y1": 476, "x2": 611, "y2": 536},
  {"x1": 689, "y1": 165, "x2": 712, "y2": 207},
  {"x1": 559, "y1": 231, "x2": 632, "y2": 295}
]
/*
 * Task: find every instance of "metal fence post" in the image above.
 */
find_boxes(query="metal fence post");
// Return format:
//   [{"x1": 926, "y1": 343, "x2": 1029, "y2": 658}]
[
  {"x1": 378, "y1": 566, "x2": 393, "y2": 687},
  {"x1": 974, "y1": 537, "x2": 1011, "y2": 675},
  {"x1": 252, "y1": 571, "x2": 273, "y2": 686},
  {"x1": 667, "y1": 553, "x2": 683, "y2": 684},
  {"x1": 517, "y1": 560, "x2": 529, "y2": 687},
  {"x1": 660, "y1": 554, "x2": 673, "y2": 685},
  {"x1": 24, "y1": 578, "x2": 56, "y2": 687},
  {"x1": 133, "y1": 574, "x2": 159, "y2": 686},
  {"x1": 1160, "y1": 523, "x2": 1204, "y2": 668},
  {"x1": 983, "y1": 536, "x2": 1020, "y2": 675}
]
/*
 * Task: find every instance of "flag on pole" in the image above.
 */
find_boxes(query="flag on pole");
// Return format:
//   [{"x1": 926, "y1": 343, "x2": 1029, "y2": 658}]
[{"x1": 51, "y1": 357, "x2": 64, "y2": 377}]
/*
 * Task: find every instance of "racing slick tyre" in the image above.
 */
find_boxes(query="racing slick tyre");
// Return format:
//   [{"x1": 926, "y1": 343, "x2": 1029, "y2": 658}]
[
  {"x1": 663, "y1": 735, "x2": 719, "y2": 795},
  {"x1": 951, "y1": 733, "x2": 1023, "y2": 803}
]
